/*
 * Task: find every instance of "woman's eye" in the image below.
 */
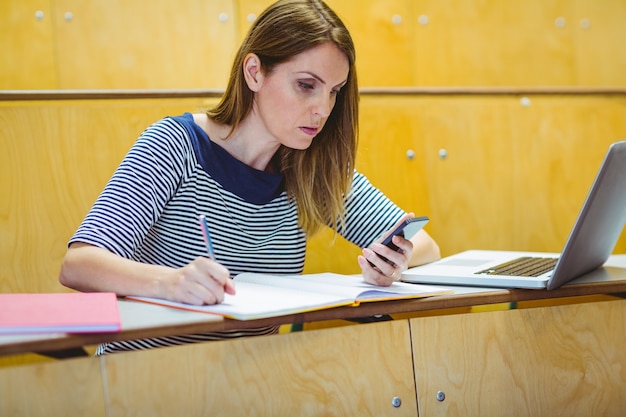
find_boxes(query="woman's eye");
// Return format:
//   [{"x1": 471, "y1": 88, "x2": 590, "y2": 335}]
[{"x1": 298, "y1": 81, "x2": 314, "y2": 90}]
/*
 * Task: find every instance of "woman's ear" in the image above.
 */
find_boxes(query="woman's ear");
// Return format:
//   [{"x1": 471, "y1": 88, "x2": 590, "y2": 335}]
[{"x1": 243, "y1": 53, "x2": 264, "y2": 92}]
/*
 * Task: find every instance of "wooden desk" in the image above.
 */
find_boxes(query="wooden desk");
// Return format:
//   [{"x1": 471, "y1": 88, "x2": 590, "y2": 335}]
[
  {"x1": 2, "y1": 255, "x2": 626, "y2": 416},
  {"x1": 3, "y1": 256, "x2": 626, "y2": 357}
]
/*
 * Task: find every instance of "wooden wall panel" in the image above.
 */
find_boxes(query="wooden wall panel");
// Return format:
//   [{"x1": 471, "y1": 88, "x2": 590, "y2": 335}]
[
  {"x1": 104, "y1": 320, "x2": 418, "y2": 416},
  {"x1": 53, "y1": 0, "x2": 237, "y2": 89},
  {"x1": 2, "y1": 0, "x2": 626, "y2": 89},
  {"x1": 510, "y1": 95, "x2": 626, "y2": 253},
  {"x1": 412, "y1": 0, "x2": 577, "y2": 86},
  {"x1": 330, "y1": 0, "x2": 417, "y2": 86},
  {"x1": 0, "y1": 0, "x2": 57, "y2": 89},
  {"x1": 0, "y1": 356, "x2": 106, "y2": 417},
  {"x1": 417, "y1": 96, "x2": 518, "y2": 255},
  {"x1": 416, "y1": 95, "x2": 626, "y2": 256},
  {"x1": 357, "y1": 96, "x2": 431, "y2": 214},
  {"x1": 411, "y1": 299, "x2": 626, "y2": 417},
  {"x1": 573, "y1": 0, "x2": 626, "y2": 86}
]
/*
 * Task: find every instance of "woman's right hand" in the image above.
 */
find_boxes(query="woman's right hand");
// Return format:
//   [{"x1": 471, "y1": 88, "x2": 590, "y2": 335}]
[
  {"x1": 60, "y1": 243, "x2": 235, "y2": 306},
  {"x1": 163, "y1": 256, "x2": 236, "y2": 305}
]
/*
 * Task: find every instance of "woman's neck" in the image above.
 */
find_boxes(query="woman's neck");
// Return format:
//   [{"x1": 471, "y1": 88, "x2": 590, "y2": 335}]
[{"x1": 193, "y1": 113, "x2": 280, "y2": 172}]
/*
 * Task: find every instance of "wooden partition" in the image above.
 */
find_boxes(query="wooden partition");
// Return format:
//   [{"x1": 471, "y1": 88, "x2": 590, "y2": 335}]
[
  {"x1": 3, "y1": 297, "x2": 626, "y2": 416},
  {"x1": 3, "y1": 0, "x2": 626, "y2": 89},
  {"x1": 1, "y1": 89, "x2": 625, "y2": 295},
  {"x1": 402, "y1": 92, "x2": 626, "y2": 256},
  {"x1": 411, "y1": 298, "x2": 626, "y2": 417},
  {"x1": 0, "y1": 355, "x2": 106, "y2": 416},
  {"x1": 1, "y1": 0, "x2": 238, "y2": 90},
  {"x1": 103, "y1": 320, "x2": 416, "y2": 416}
]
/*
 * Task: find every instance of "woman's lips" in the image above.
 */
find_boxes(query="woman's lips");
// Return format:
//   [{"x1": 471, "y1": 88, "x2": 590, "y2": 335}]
[{"x1": 300, "y1": 126, "x2": 319, "y2": 136}]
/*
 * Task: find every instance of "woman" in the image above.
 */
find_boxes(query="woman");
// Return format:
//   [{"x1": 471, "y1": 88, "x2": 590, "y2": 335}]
[{"x1": 59, "y1": 0, "x2": 440, "y2": 353}]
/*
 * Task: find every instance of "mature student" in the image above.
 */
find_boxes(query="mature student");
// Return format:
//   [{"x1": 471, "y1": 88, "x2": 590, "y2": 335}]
[{"x1": 59, "y1": 0, "x2": 440, "y2": 354}]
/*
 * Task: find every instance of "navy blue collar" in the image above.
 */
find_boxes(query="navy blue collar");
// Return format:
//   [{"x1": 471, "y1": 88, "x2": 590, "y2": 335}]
[{"x1": 171, "y1": 113, "x2": 285, "y2": 205}]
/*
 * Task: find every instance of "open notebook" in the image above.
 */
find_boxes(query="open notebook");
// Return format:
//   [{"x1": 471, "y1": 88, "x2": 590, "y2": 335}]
[
  {"x1": 402, "y1": 140, "x2": 626, "y2": 290},
  {"x1": 127, "y1": 272, "x2": 451, "y2": 320}
]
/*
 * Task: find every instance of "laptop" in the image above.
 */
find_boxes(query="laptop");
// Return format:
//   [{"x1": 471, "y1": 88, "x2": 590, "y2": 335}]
[{"x1": 402, "y1": 140, "x2": 626, "y2": 290}]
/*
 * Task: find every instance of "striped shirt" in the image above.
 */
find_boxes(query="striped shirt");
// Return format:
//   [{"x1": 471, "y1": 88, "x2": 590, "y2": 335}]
[{"x1": 70, "y1": 113, "x2": 405, "y2": 354}]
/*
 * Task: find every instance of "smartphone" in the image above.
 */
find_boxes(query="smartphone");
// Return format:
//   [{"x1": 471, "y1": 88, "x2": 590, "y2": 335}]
[
  {"x1": 380, "y1": 216, "x2": 430, "y2": 251},
  {"x1": 368, "y1": 216, "x2": 429, "y2": 267}
]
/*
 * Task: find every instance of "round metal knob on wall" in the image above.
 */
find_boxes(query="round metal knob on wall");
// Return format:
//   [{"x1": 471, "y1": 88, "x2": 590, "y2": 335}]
[
  {"x1": 391, "y1": 14, "x2": 403, "y2": 25},
  {"x1": 391, "y1": 396, "x2": 402, "y2": 408}
]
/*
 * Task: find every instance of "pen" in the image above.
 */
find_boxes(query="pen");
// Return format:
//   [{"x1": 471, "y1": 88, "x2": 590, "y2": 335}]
[{"x1": 199, "y1": 214, "x2": 217, "y2": 261}]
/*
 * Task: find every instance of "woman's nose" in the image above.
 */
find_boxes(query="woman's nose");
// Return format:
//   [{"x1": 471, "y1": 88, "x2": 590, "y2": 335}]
[{"x1": 312, "y1": 94, "x2": 333, "y2": 118}]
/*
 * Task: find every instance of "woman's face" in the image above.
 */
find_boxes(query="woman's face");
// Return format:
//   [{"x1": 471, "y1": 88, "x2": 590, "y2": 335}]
[{"x1": 250, "y1": 42, "x2": 350, "y2": 150}]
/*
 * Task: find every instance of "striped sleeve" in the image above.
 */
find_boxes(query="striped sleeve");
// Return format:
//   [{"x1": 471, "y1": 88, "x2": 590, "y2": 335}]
[
  {"x1": 338, "y1": 171, "x2": 406, "y2": 247},
  {"x1": 70, "y1": 118, "x2": 191, "y2": 258}
]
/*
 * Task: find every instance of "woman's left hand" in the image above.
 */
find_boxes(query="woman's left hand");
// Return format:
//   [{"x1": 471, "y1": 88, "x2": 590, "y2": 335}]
[{"x1": 357, "y1": 224, "x2": 414, "y2": 287}]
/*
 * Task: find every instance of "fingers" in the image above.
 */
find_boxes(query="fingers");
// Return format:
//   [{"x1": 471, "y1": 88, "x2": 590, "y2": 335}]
[
  {"x1": 358, "y1": 255, "x2": 396, "y2": 286},
  {"x1": 171, "y1": 257, "x2": 234, "y2": 305},
  {"x1": 194, "y1": 257, "x2": 235, "y2": 303},
  {"x1": 223, "y1": 277, "x2": 237, "y2": 295},
  {"x1": 359, "y1": 234, "x2": 414, "y2": 287},
  {"x1": 179, "y1": 281, "x2": 223, "y2": 305}
]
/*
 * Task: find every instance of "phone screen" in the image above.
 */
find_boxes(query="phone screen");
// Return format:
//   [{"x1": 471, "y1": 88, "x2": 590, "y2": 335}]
[{"x1": 380, "y1": 216, "x2": 430, "y2": 251}]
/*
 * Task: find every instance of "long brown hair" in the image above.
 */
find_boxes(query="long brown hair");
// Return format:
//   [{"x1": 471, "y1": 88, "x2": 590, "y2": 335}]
[{"x1": 208, "y1": 0, "x2": 358, "y2": 235}]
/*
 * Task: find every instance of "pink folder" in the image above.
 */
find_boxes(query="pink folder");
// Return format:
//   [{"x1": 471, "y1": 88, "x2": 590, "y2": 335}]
[{"x1": 0, "y1": 292, "x2": 122, "y2": 334}]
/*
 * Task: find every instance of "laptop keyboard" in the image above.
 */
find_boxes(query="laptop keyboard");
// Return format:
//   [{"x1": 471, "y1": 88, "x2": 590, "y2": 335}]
[{"x1": 475, "y1": 257, "x2": 558, "y2": 277}]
